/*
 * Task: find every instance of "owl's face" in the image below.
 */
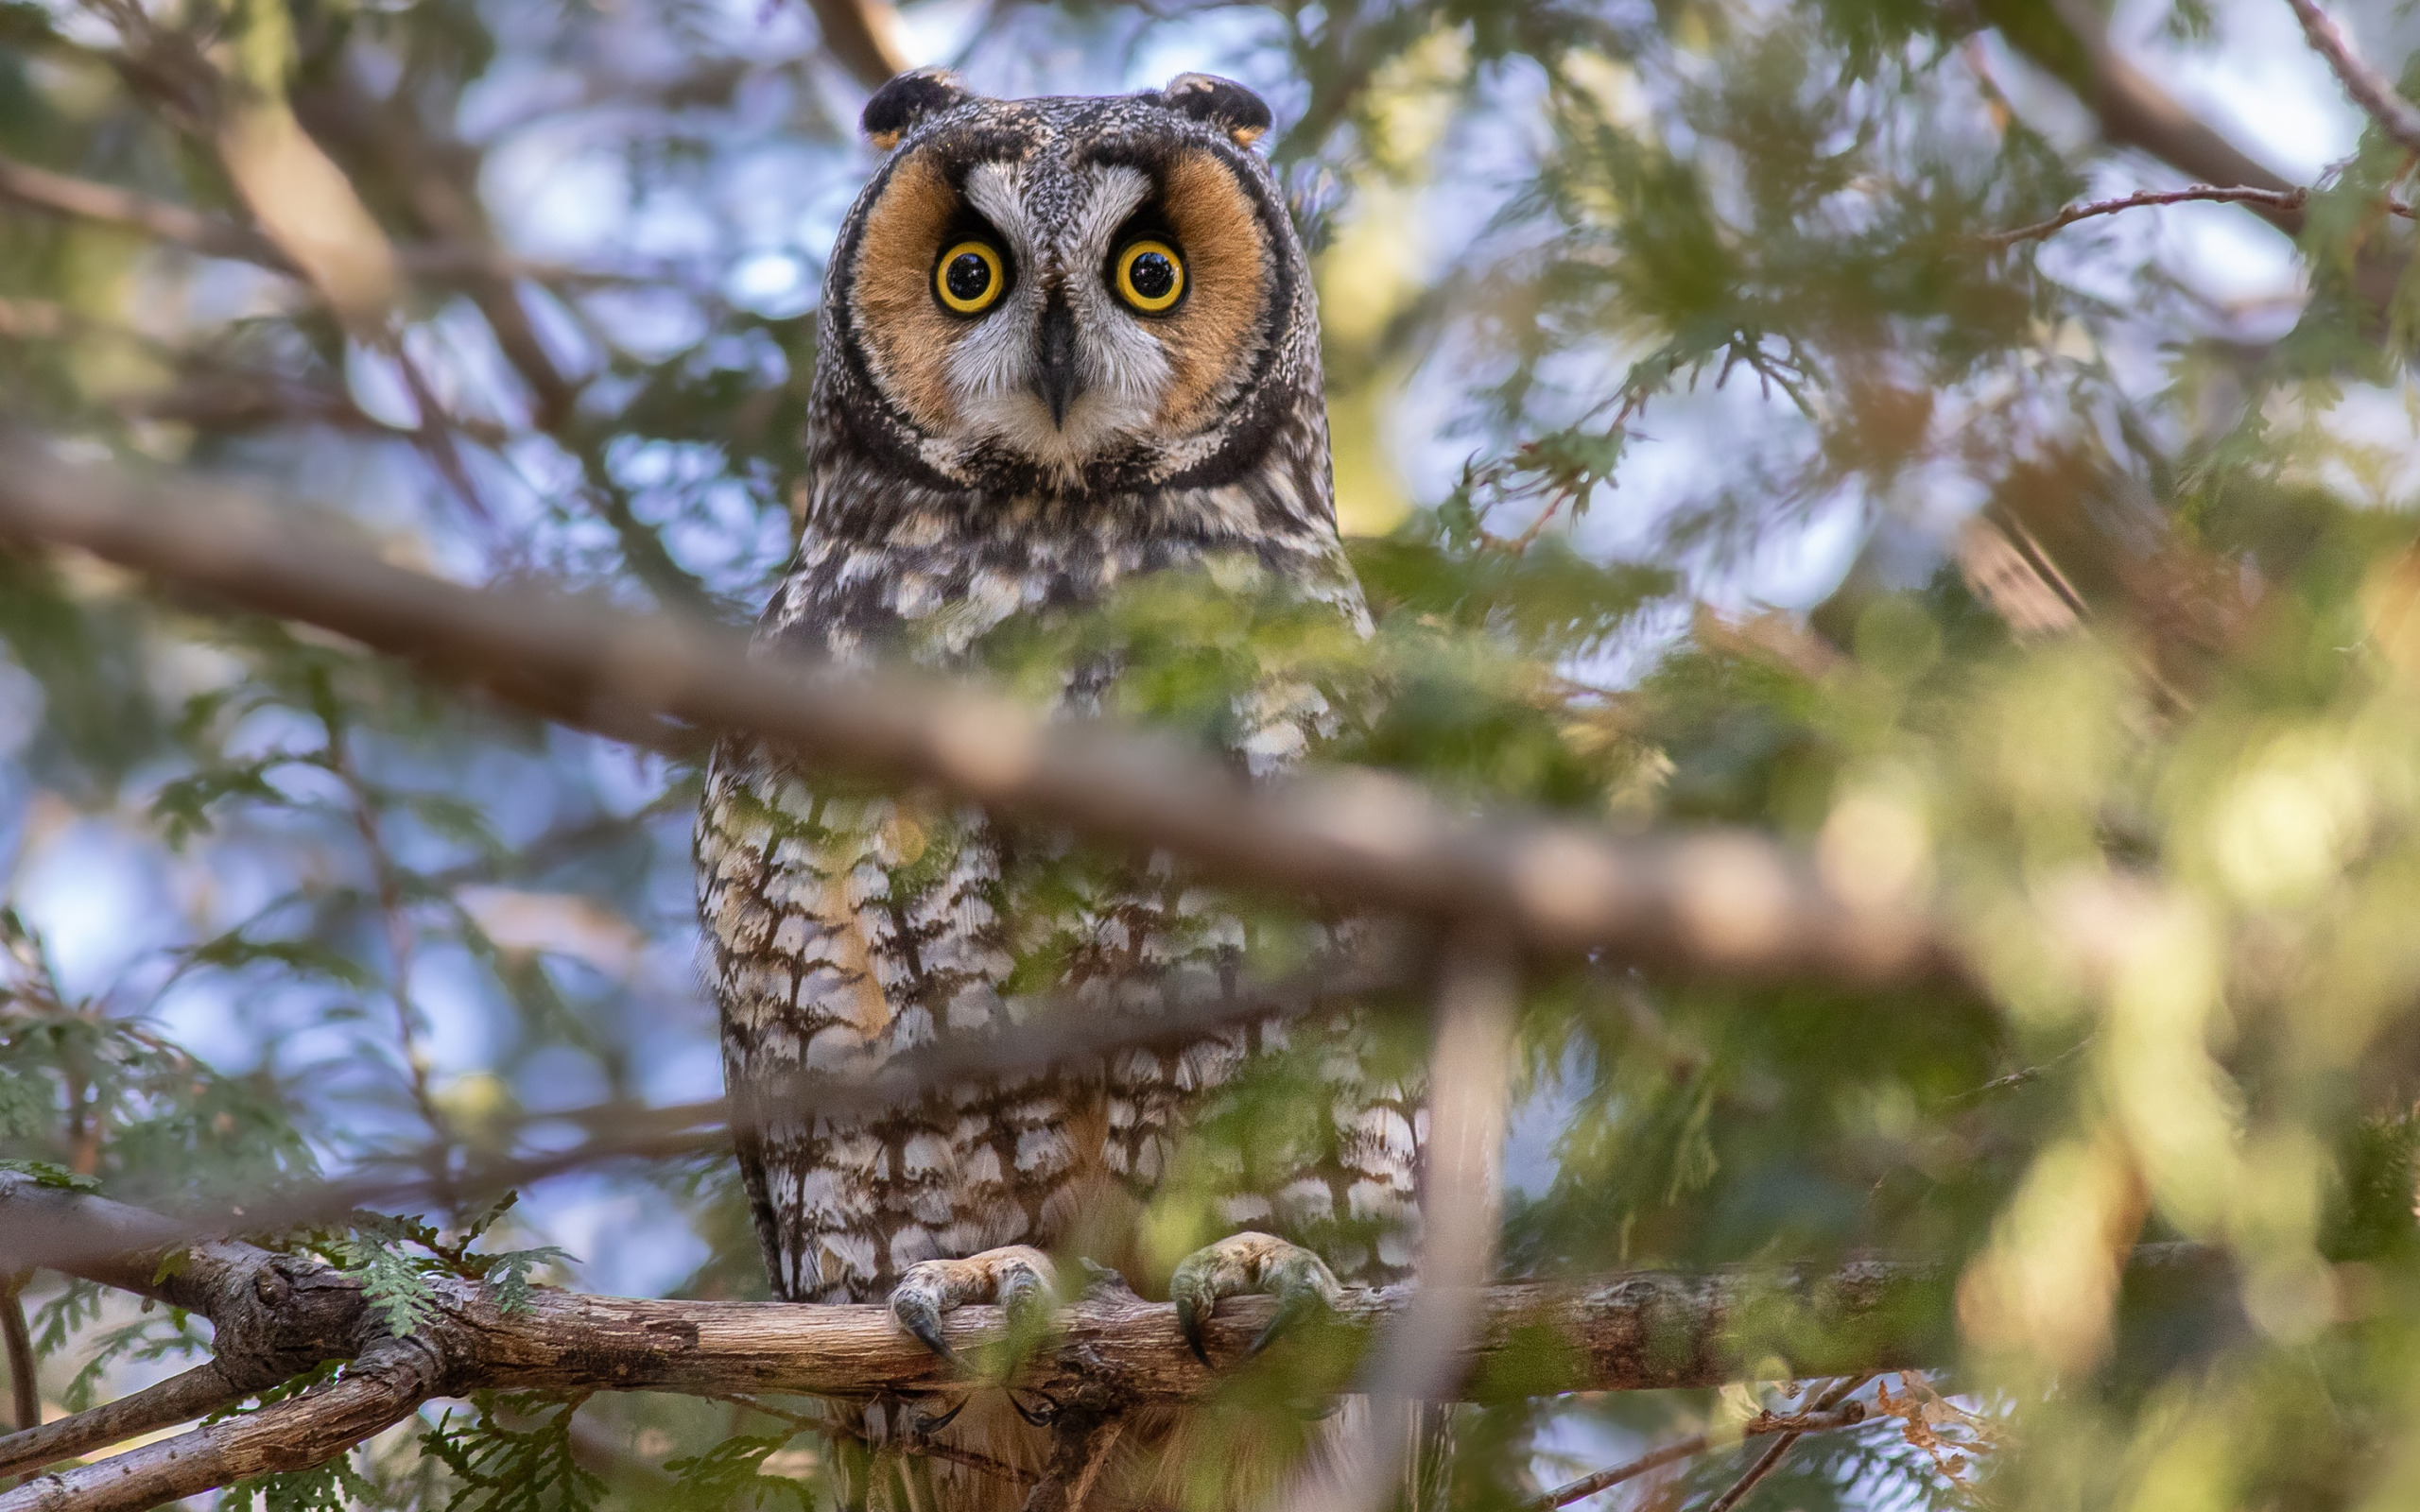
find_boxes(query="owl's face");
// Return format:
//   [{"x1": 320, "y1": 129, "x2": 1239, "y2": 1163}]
[{"x1": 824, "y1": 72, "x2": 1309, "y2": 497}]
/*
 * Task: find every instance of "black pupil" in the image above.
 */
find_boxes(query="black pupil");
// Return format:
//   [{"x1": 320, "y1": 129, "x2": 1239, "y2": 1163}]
[
  {"x1": 1129, "y1": 250, "x2": 1176, "y2": 301},
  {"x1": 944, "y1": 250, "x2": 992, "y2": 304}
]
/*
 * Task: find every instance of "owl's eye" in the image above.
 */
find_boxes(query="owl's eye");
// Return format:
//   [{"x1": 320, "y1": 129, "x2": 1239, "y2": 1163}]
[
  {"x1": 935, "y1": 241, "x2": 1005, "y2": 316},
  {"x1": 1112, "y1": 240, "x2": 1185, "y2": 314}
]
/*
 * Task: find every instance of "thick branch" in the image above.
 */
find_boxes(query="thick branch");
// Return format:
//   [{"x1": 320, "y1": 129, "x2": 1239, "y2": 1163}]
[
  {"x1": 0, "y1": 443, "x2": 1959, "y2": 990},
  {"x1": 0, "y1": 1177, "x2": 2230, "y2": 1512},
  {"x1": 0, "y1": 1339, "x2": 438, "y2": 1512},
  {"x1": 0, "y1": 1363, "x2": 251, "y2": 1479}
]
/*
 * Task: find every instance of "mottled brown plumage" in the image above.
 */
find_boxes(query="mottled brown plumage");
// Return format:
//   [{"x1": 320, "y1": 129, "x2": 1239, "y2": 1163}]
[{"x1": 693, "y1": 67, "x2": 1419, "y2": 1507}]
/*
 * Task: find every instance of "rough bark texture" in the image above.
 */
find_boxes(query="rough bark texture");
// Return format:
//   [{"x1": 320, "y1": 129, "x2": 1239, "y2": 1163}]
[{"x1": 0, "y1": 1180, "x2": 2234, "y2": 1511}]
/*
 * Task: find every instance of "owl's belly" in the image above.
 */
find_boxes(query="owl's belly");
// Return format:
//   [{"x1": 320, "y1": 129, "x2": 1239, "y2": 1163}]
[{"x1": 702, "y1": 735, "x2": 1282, "y2": 1303}]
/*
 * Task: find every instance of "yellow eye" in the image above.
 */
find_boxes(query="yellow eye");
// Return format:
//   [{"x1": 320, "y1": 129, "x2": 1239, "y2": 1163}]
[
  {"x1": 1113, "y1": 239, "x2": 1185, "y2": 314},
  {"x1": 935, "y1": 241, "x2": 1005, "y2": 316}
]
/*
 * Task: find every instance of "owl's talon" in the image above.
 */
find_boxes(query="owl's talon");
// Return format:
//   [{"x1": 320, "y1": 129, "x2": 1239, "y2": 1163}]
[
  {"x1": 1008, "y1": 1388, "x2": 1059, "y2": 1427},
  {"x1": 1168, "y1": 1231, "x2": 1343, "y2": 1369},
  {"x1": 890, "y1": 1246, "x2": 1061, "y2": 1369},
  {"x1": 912, "y1": 1396, "x2": 969, "y2": 1434}
]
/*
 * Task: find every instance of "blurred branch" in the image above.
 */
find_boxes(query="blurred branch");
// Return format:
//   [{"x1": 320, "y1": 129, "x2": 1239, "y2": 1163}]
[
  {"x1": 0, "y1": 151, "x2": 679, "y2": 293},
  {"x1": 1269, "y1": 941, "x2": 1515, "y2": 1512},
  {"x1": 0, "y1": 442, "x2": 1964, "y2": 988},
  {"x1": 0, "y1": 1174, "x2": 2231, "y2": 1512},
  {"x1": 0, "y1": 1363, "x2": 251, "y2": 1480},
  {"x1": 0, "y1": 155, "x2": 291, "y2": 267},
  {"x1": 1528, "y1": 1400, "x2": 1871, "y2": 1511},
  {"x1": 804, "y1": 0, "x2": 910, "y2": 89},
  {"x1": 2283, "y1": 0, "x2": 2420, "y2": 154},
  {"x1": 1981, "y1": 0, "x2": 2408, "y2": 307},
  {"x1": 1979, "y1": 184, "x2": 2322, "y2": 249}
]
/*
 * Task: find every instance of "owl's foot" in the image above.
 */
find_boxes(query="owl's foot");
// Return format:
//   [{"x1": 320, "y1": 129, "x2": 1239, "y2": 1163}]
[
  {"x1": 1169, "y1": 1230, "x2": 1342, "y2": 1367},
  {"x1": 890, "y1": 1245, "x2": 1060, "y2": 1368}
]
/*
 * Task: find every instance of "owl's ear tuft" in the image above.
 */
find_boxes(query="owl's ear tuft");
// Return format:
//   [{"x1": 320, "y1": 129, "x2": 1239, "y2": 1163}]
[
  {"x1": 1158, "y1": 74, "x2": 1272, "y2": 147},
  {"x1": 863, "y1": 68, "x2": 970, "y2": 151}
]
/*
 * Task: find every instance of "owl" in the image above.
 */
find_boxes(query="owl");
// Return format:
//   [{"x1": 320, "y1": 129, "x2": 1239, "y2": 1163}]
[{"x1": 694, "y1": 67, "x2": 1421, "y2": 1508}]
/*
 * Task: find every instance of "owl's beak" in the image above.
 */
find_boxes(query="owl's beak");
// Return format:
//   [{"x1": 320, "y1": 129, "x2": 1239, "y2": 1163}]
[{"x1": 1035, "y1": 295, "x2": 1081, "y2": 430}]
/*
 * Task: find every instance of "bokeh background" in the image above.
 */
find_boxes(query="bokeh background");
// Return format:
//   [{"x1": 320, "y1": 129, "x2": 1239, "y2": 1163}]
[{"x1": 10, "y1": 0, "x2": 2420, "y2": 1505}]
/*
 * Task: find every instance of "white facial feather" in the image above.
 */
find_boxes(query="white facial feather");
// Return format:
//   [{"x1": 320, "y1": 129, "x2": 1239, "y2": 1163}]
[{"x1": 937, "y1": 163, "x2": 1177, "y2": 479}]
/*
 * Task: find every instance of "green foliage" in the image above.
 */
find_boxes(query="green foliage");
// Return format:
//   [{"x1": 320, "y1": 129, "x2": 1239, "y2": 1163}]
[
  {"x1": 420, "y1": 1395, "x2": 607, "y2": 1512},
  {"x1": 661, "y1": 1434, "x2": 819, "y2": 1512}
]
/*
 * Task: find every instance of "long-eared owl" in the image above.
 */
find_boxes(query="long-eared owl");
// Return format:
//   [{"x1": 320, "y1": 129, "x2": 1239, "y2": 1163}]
[{"x1": 694, "y1": 66, "x2": 1421, "y2": 1505}]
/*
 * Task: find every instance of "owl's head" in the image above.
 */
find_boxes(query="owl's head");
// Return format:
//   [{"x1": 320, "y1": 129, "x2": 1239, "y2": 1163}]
[{"x1": 821, "y1": 70, "x2": 1315, "y2": 498}]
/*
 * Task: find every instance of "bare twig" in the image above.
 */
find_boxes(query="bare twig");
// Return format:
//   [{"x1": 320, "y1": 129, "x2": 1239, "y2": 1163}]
[
  {"x1": 1266, "y1": 940, "x2": 1516, "y2": 1512},
  {"x1": 1980, "y1": 184, "x2": 2310, "y2": 249},
  {"x1": 2284, "y1": 0, "x2": 2420, "y2": 154},
  {"x1": 1528, "y1": 1402, "x2": 1870, "y2": 1511},
  {"x1": 1703, "y1": 1375, "x2": 1873, "y2": 1512},
  {"x1": 0, "y1": 1363, "x2": 251, "y2": 1479},
  {"x1": 0, "y1": 442, "x2": 1962, "y2": 990}
]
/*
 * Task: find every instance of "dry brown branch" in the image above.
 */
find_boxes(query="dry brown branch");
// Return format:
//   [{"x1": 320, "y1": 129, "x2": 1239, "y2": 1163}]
[
  {"x1": 1528, "y1": 1402, "x2": 1871, "y2": 1511},
  {"x1": 0, "y1": 441, "x2": 1962, "y2": 989},
  {"x1": 1702, "y1": 1375, "x2": 1871, "y2": 1512},
  {"x1": 1, "y1": 1279, "x2": 34, "y2": 1435},
  {"x1": 2283, "y1": 0, "x2": 2420, "y2": 154},
  {"x1": 0, "y1": 1174, "x2": 2229, "y2": 1512},
  {"x1": 1, "y1": 1338, "x2": 438, "y2": 1512},
  {"x1": 1980, "y1": 184, "x2": 2312, "y2": 249},
  {"x1": 0, "y1": 1363, "x2": 252, "y2": 1479}
]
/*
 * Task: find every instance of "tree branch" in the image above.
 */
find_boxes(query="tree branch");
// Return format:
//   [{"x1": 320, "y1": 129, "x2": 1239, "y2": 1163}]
[
  {"x1": 804, "y1": 0, "x2": 910, "y2": 89},
  {"x1": 2283, "y1": 0, "x2": 2420, "y2": 155},
  {"x1": 1981, "y1": 184, "x2": 2316, "y2": 249},
  {"x1": 0, "y1": 441, "x2": 1962, "y2": 991},
  {"x1": 1528, "y1": 1401, "x2": 1870, "y2": 1511},
  {"x1": 1703, "y1": 1374, "x2": 1871, "y2": 1512},
  {"x1": 0, "y1": 1176, "x2": 2233, "y2": 1512},
  {"x1": 0, "y1": 1363, "x2": 252, "y2": 1480},
  {"x1": 0, "y1": 156, "x2": 292, "y2": 267},
  {"x1": 0, "y1": 1338, "x2": 439, "y2": 1512},
  {"x1": 1, "y1": 1280, "x2": 34, "y2": 1435}
]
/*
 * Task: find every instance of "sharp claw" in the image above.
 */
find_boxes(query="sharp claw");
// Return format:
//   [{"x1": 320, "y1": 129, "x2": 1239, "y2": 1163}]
[
  {"x1": 1248, "y1": 1283, "x2": 1318, "y2": 1358},
  {"x1": 913, "y1": 1396, "x2": 968, "y2": 1433},
  {"x1": 898, "y1": 1301, "x2": 960, "y2": 1367},
  {"x1": 1009, "y1": 1389, "x2": 1059, "y2": 1427},
  {"x1": 1176, "y1": 1293, "x2": 1214, "y2": 1367}
]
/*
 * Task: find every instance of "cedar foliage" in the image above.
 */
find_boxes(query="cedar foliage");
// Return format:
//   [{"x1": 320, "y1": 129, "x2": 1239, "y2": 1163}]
[{"x1": 5, "y1": 0, "x2": 2420, "y2": 1507}]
